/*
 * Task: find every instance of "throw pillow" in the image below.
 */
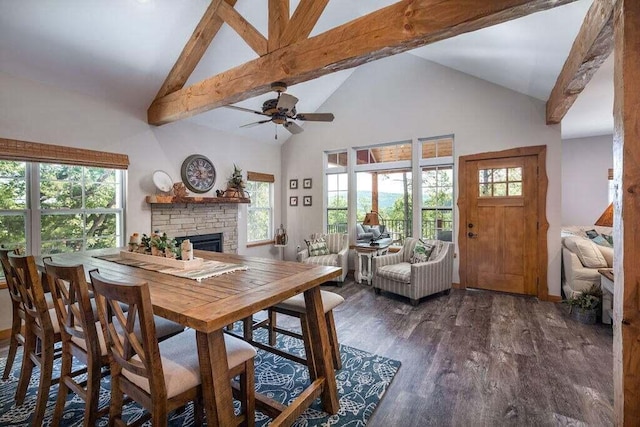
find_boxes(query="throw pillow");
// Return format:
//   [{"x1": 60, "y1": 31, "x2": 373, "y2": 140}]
[
  {"x1": 371, "y1": 227, "x2": 382, "y2": 239},
  {"x1": 362, "y1": 224, "x2": 372, "y2": 232},
  {"x1": 411, "y1": 240, "x2": 435, "y2": 264},
  {"x1": 429, "y1": 240, "x2": 444, "y2": 261},
  {"x1": 356, "y1": 223, "x2": 366, "y2": 237},
  {"x1": 585, "y1": 229, "x2": 599, "y2": 239},
  {"x1": 563, "y1": 236, "x2": 607, "y2": 268},
  {"x1": 602, "y1": 234, "x2": 613, "y2": 246},
  {"x1": 305, "y1": 238, "x2": 329, "y2": 257},
  {"x1": 591, "y1": 235, "x2": 612, "y2": 248}
]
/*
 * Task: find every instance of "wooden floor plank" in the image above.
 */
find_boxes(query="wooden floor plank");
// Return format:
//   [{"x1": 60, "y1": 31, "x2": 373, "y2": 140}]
[{"x1": 0, "y1": 276, "x2": 613, "y2": 425}]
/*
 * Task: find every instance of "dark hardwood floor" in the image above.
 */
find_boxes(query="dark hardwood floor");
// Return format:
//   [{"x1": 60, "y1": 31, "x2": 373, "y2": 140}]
[
  {"x1": 322, "y1": 278, "x2": 614, "y2": 427},
  {"x1": 0, "y1": 277, "x2": 614, "y2": 426}
]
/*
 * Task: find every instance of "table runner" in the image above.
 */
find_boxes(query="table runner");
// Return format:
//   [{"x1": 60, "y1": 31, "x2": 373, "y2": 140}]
[{"x1": 94, "y1": 254, "x2": 248, "y2": 282}]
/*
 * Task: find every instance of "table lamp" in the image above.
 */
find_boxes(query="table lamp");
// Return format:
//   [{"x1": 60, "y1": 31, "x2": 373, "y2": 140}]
[{"x1": 594, "y1": 203, "x2": 613, "y2": 227}]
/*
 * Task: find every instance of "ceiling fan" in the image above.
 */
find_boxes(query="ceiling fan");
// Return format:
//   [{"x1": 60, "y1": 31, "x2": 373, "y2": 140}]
[{"x1": 225, "y1": 82, "x2": 335, "y2": 139}]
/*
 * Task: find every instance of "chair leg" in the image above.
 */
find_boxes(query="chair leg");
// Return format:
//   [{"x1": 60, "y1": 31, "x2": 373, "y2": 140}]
[
  {"x1": 109, "y1": 368, "x2": 124, "y2": 427},
  {"x1": 240, "y1": 360, "x2": 255, "y2": 427},
  {"x1": 243, "y1": 316, "x2": 253, "y2": 341},
  {"x1": 300, "y1": 315, "x2": 317, "y2": 381},
  {"x1": 84, "y1": 357, "x2": 102, "y2": 427},
  {"x1": 410, "y1": 298, "x2": 419, "y2": 306},
  {"x1": 2, "y1": 312, "x2": 21, "y2": 379},
  {"x1": 32, "y1": 342, "x2": 54, "y2": 427},
  {"x1": 15, "y1": 329, "x2": 36, "y2": 404},
  {"x1": 325, "y1": 311, "x2": 342, "y2": 370},
  {"x1": 268, "y1": 309, "x2": 277, "y2": 346},
  {"x1": 194, "y1": 390, "x2": 204, "y2": 426},
  {"x1": 53, "y1": 343, "x2": 72, "y2": 426},
  {"x1": 151, "y1": 402, "x2": 169, "y2": 426}
]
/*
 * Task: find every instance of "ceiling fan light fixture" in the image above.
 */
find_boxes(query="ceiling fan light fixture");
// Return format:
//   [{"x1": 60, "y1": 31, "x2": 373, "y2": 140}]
[{"x1": 271, "y1": 81, "x2": 288, "y2": 93}]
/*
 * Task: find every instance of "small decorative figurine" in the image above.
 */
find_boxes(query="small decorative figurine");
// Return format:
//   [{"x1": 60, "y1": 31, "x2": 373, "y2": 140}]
[
  {"x1": 172, "y1": 182, "x2": 189, "y2": 198},
  {"x1": 275, "y1": 224, "x2": 288, "y2": 245},
  {"x1": 181, "y1": 239, "x2": 194, "y2": 261}
]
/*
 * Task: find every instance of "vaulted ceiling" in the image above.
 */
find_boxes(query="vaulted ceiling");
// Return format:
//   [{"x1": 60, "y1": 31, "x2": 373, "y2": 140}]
[{"x1": 0, "y1": 0, "x2": 610, "y2": 143}]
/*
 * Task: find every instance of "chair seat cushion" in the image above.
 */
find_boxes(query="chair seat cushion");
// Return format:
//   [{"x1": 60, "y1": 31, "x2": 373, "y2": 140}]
[
  {"x1": 122, "y1": 329, "x2": 256, "y2": 399},
  {"x1": 377, "y1": 262, "x2": 411, "y2": 283},
  {"x1": 301, "y1": 254, "x2": 339, "y2": 267},
  {"x1": 71, "y1": 321, "x2": 108, "y2": 357},
  {"x1": 275, "y1": 290, "x2": 344, "y2": 314}
]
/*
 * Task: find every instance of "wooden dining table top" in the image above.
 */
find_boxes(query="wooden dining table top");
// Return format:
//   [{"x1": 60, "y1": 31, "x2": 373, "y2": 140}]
[{"x1": 40, "y1": 248, "x2": 342, "y2": 333}]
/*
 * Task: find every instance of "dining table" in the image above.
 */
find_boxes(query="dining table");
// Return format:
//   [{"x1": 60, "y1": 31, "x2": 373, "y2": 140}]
[{"x1": 38, "y1": 248, "x2": 342, "y2": 426}]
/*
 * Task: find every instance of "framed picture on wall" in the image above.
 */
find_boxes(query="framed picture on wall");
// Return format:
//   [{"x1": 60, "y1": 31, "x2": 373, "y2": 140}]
[
  {"x1": 289, "y1": 179, "x2": 298, "y2": 190},
  {"x1": 290, "y1": 196, "x2": 298, "y2": 206},
  {"x1": 303, "y1": 178, "x2": 312, "y2": 189},
  {"x1": 303, "y1": 196, "x2": 312, "y2": 206}
]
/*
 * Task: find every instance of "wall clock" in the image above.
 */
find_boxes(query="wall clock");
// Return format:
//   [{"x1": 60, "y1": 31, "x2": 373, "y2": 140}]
[{"x1": 180, "y1": 154, "x2": 216, "y2": 193}]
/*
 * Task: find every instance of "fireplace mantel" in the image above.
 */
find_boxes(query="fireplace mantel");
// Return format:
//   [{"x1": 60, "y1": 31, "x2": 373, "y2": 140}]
[{"x1": 145, "y1": 195, "x2": 250, "y2": 204}]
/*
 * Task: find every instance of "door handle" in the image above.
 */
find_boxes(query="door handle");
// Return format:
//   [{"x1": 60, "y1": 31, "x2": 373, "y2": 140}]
[{"x1": 468, "y1": 232, "x2": 477, "y2": 238}]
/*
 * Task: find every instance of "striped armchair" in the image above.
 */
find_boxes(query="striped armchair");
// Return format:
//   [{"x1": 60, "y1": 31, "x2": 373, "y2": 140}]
[
  {"x1": 297, "y1": 233, "x2": 349, "y2": 284},
  {"x1": 372, "y1": 238, "x2": 454, "y2": 305}
]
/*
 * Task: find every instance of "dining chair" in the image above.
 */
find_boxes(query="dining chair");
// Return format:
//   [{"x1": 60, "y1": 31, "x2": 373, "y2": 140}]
[
  {"x1": 90, "y1": 271, "x2": 257, "y2": 426},
  {"x1": 44, "y1": 260, "x2": 110, "y2": 427},
  {"x1": 0, "y1": 248, "x2": 57, "y2": 380},
  {"x1": 244, "y1": 290, "x2": 344, "y2": 374},
  {"x1": 7, "y1": 253, "x2": 67, "y2": 427},
  {"x1": 0, "y1": 248, "x2": 26, "y2": 380}
]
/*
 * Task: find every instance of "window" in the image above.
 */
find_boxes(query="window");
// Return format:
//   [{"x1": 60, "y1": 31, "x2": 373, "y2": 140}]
[
  {"x1": 325, "y1": 151, "x2": 348, "y2": 234},
  {"x1": 327, "y1": 173, "x2": 348, "y2": 233},
  {"x1": 246, "y1": 173, "x2": 273, "y2": 243},
  {"x1": 422, "y1": 165, "x2": 453, "y2": 240},
  {"x1": 0, "y1": 160, "x2": 125, "y2": 256},
  {"x1": 479, "y1": 167, "x2": 522, "y2": 197}
]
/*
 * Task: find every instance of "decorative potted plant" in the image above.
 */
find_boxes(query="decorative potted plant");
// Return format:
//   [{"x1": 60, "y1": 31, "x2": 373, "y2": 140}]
[
  {"x1": 564, "y1": 284, "x2": 603, "y2": 324},
  {"x1": 225, "y1": 164, "x2": 246, "y2": 198}
]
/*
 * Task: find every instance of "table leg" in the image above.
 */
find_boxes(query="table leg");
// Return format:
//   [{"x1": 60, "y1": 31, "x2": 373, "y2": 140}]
[
  {"x1": 303, "y1": 286, "x2": 339, "y2": 414},
  {"x1": 196, "y1": 329, "x2": 235, "y2": 427}
]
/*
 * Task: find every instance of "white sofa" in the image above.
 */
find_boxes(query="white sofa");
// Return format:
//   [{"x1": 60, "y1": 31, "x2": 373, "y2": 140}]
[{"x1": 561, "y1": 225, "x2": 613, "y2": 298}]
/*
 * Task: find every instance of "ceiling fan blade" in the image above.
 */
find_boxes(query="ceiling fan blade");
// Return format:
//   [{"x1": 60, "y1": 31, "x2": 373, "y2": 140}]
[
  {"x1": 277, "y1": 93, "x2": 298, "y2": 112},
  {"x1": 225, "y1": 105, "x2": 270, "y2": 117},
  {"x1": 284, "y1": 121, "x2": 304, "y2": 134},
  {"x1": 240, "y1": 119, "x2": 272, "y2": 128},
  {"x1": 295, "y1": 113, "x2": 335, "y2": 122}
]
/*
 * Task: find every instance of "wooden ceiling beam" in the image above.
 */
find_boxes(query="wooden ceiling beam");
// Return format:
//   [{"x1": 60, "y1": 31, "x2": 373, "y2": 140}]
[
  {"x1": 216, "y1": 1, "x2": 268, "y2": 56},
  {"x1": 268, "y1": 0, "x2": 290, "y2": 52},
  {"x1": 546, "y1": 0, "x2": 616, "y2": 124},
  {"x1": 154, "y1": 0, "x2": 237, "y2": 100},
  {"x1": 279, "y1": 0, "x2": 330, "y2": 47},
  {"x1": 148, "y1": 0, "x2": 578, "y2": 125}
]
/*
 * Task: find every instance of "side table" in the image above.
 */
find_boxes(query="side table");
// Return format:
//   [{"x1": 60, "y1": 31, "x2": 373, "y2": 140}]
[
  {"x1": 598, "y1": 269, "x2": 614, "y2": 324},
  {"x1": 355, "y1": 243, "x2": 390, "y2": 285}
]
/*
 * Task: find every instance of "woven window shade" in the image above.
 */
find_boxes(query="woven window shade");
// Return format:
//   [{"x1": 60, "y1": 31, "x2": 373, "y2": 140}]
[
  {"x1": 0, "y1": 138, "x2": 129, "y2": 169},
  {"x1": 247, "y1": 171, "x2": 275, "y2": 183}
]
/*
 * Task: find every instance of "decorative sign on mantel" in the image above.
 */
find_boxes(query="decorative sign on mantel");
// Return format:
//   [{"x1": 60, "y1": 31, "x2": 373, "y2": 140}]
[{"x1": 145, "y1": 195, "x2": 250, "y2": 204}]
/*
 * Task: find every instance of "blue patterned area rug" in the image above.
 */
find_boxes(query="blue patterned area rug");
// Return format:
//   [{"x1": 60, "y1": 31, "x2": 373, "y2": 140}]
[{"x1": 0, "y1": 328, "x2": 400, "y2": 426}]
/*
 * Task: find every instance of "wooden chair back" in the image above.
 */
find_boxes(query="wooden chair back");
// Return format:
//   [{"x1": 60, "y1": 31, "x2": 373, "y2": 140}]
[
  {"x1": 0, "y1": 248, "x2": 23, "y2": 305},
  {"x1": 89, "y1": 271, "x2": 166, "y2": 397},
  {"x1": 44, "y1": 260, "x2": 100, "y2": 358},
  {"x1": 8, "y1": 253, "x2": 55, "y2": 338}
]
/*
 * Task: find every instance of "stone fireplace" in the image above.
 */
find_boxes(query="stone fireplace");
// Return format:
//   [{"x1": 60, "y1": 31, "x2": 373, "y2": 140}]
[{"x1": 150, "y1": 202, "x2": 239, "y2": 253}]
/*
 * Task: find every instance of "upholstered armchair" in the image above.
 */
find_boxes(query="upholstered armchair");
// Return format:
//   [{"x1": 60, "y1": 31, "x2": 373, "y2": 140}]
[
  {"x1": 297, "y1": 233, "x2": 349, "y2": 284},
  {"x1": 372, "y1": 238, "x2": 454, "y2": 305}
]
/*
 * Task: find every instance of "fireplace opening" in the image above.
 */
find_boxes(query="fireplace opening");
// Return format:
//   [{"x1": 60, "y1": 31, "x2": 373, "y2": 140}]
[{"x1": 176, "y1": 233, "x2": 223, "y2": 253}]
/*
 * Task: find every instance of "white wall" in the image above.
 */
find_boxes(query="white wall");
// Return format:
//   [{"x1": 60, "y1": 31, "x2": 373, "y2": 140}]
[
  {"x1": 562, "y1": 135, "x2": 613, "y2": 226},
  {"x1": 281, "y1": 53, "x2": 563, "y2": 296},
  {"x1": 0, "y1": 71, "x2": 282, "y2": 328}
]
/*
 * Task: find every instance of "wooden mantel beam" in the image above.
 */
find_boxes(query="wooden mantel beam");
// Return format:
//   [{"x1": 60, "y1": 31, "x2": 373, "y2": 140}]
[
  {"x1": 154, "y1": 0, "x2": 237, "y2": 100},
  {"x1": 148, "y1": 0, "x2": 578, "y2": 125},
  {"x1": 546, "y1": 0, "x2": 616, "y2": 124}
]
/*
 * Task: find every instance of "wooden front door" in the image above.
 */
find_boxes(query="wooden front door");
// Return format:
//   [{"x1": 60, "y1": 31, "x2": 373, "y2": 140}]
[{"x1": 460, "y1": 153, "x2": 540, "y2": 295}]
